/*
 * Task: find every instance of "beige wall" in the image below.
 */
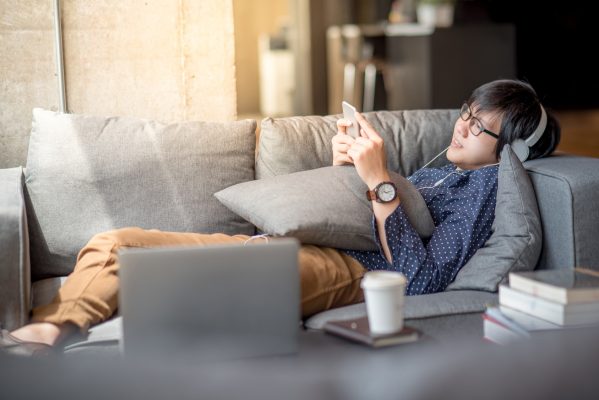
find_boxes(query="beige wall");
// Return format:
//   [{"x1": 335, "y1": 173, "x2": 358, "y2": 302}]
[
  {"x1": 0, "y1": 0, "x2": 236, "y2": 169},
  {"x1": 233, "y1": 0, "x2": 289, "y2": 116},
  {"x1": 1, "y1": 2, "x2": 57, "y2": 168}
]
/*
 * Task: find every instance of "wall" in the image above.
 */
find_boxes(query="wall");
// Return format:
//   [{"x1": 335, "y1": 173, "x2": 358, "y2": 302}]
[
  {"x1": 1, "y1": 2, "x2": 56, "y2": 168},
  {"x1": 555, "y1": 111, "x2": 599, "y2": 158},
  {"x1": 233, "y1": 0, "x2": 288, "y2": 116},
  {"x1": 0, "y1": 0, "x2": 236, "y2": 169}
]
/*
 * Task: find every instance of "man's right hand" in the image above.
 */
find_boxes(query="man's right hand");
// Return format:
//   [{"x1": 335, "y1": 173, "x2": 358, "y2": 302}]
[{"x1": 332, "y1": 118, "x2": 356, "y2": 166}]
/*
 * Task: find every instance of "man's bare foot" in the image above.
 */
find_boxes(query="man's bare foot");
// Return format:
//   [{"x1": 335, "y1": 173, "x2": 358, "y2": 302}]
[{"x1": 9, "y1": 322, "x2": 77, "y2": 346}]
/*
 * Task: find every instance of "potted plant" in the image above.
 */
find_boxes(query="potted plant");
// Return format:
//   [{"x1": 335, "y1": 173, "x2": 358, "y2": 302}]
[{"x1": 417, "y1": 0, "x2": 456, "y2": 28}]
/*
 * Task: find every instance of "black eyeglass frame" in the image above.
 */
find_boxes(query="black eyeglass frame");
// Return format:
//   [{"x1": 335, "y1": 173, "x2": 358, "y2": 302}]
[{"x1": 459, "y1": 103, "x2": 499, "y2": 139}]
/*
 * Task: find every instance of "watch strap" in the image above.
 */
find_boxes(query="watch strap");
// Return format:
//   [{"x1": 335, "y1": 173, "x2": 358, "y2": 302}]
[{"x1": 366, "y1": 189, "x2": 377, "y2": 201}]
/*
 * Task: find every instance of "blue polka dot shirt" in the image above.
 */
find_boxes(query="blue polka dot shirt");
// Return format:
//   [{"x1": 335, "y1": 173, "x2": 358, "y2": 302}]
[{"x1": 341, "y1": 164, "x2": 498, "y2": 296}]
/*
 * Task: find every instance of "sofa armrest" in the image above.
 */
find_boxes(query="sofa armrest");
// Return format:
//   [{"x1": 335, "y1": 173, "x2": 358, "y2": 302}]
[
  {"x1": 525, "y1": 154, "x2": 599, "y2": 271},
  {"x1": 0, "y1": 167, "x2": 31, "y2": 330}
]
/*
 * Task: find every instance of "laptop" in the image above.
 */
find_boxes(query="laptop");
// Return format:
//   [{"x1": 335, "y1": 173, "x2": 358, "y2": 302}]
[{"x1": 118, "y1": 237, "x2": 301, "y2": 363}]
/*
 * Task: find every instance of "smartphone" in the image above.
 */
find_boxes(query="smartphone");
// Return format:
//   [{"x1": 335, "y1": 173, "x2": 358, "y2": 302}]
[{"x1": 342, "y1": 101, "x2": 360, "y2": 138}]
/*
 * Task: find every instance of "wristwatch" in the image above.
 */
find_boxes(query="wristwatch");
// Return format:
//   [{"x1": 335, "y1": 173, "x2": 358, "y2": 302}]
[{"x1": 366, "y1": 181, "x2": 398, "y2": 203}]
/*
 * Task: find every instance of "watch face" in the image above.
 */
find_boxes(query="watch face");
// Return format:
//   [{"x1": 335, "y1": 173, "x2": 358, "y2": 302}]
[{"x1": 377, "y1": 183, "x2": 396, "y2": 202}]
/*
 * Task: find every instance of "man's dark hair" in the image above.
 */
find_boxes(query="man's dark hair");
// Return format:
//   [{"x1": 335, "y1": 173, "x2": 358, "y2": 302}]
[{"x1": 467, "y1": 79, "x2": 561, "y2": 160}]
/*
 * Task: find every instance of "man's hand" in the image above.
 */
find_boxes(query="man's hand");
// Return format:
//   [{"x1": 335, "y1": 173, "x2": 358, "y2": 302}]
[
  {"x1": 332, "y1": 119, "x2": 356, "y2": 166},
  {"x1": 346, "y1": 112, "x2": 389, "y2": 189},
  {"x1": 348, "y1": 112, "x2": 398, "y2": 265}
]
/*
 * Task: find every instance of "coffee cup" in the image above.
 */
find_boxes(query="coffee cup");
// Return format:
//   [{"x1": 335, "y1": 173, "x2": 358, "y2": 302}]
[{"x1": 360, "y1": 271, "x2": 407, "y2": 335}]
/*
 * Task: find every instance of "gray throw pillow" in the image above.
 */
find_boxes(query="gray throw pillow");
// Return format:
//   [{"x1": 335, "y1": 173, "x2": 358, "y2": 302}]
[
  {"x1": 446, "y1": 144, "x2": 542, "y2": 292},
  {"x1": 215, "y1": 165, "x2": 434, "y2": 251},
  {"x1": 25, "y1": 108, "x2": 257, "y2": 280}
]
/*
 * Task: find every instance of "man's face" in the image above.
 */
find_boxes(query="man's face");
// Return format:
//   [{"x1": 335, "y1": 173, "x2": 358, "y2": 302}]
[{"x1": 447, "y1": 106, "x2": 501, "y2": 170}]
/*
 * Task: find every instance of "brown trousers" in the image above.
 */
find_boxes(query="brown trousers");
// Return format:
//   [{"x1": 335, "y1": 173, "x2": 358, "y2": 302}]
[{"x1": 31, "y1": 227, "x2": 367, "y2": 332}]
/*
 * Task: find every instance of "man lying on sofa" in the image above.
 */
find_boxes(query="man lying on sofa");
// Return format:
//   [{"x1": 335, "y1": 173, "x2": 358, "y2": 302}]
[{"x1": 1, "y1": 79, "x2": 560, "y2": 356}]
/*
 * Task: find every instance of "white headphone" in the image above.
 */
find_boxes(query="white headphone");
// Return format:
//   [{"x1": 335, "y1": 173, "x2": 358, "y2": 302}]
[
  {"x1": 421, "y1": 145, "x2": 451, "y2": 169},
  {"x1": 419, "y1": 170, "x2": 466, "y2": 190},
  {"x1": 421, "y1": 104, "x2": 547, "y2": 171},
  {"x1": 511, "y1": 104, "x2": 547, "y2": 162},
  {"x1": 419, "y1": 163, "x2": 499, "y2": 190}
]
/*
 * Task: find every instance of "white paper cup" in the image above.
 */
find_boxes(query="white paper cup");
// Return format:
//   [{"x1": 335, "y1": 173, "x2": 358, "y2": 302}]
[{"x1": 360, "y1": 271, "x2": 407, "y2": 336}]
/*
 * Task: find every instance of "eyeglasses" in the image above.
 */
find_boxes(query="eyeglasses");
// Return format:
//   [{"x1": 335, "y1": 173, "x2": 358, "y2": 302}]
[{"x1": 459, "y1": 103, "x2": 499, "y2": 139}]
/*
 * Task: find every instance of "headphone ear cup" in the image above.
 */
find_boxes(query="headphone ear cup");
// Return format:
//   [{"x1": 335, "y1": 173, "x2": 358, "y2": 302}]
[{"x1": 511, "y1": 139, "x2": 529, "y2": 162}]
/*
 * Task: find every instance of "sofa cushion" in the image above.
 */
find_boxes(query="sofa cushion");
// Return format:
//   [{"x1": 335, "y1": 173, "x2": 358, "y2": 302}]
[
  {"x1": 62, "y1": 316, "x2": 122, "y2": 350},
  {"x1": 256, "y1": 110, "x2": 457, "y2": 179},
  {"x1": 215, "y1": 165, "x2": 434, "y2": 250},
  {"x1": 25, "y1": 108, "x2": 257, "y2": 280},
  {"x1": 446, "y1": 144, "x2": 542, "y2": 292},
  {"x1": 59, "y1": 316, "x2": 122, "y2": 358},
  {"x1": 304, "y1": 290, "x2": 498, "y2": 330}
]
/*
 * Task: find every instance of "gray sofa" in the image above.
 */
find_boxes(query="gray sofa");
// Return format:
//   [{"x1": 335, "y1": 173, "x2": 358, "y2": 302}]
[{"x1": 1, "y1": 108, "x2": 598, "y2": 355}]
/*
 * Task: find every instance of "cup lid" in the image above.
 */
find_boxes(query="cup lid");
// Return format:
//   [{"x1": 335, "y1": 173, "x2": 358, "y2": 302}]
[{"x1": 360, "y1": 271, "x2": 406, "y2": 290}]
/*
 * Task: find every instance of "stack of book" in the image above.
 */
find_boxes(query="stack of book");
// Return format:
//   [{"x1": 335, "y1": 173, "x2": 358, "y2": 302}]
[{"x1": 483, "y1": 267, "x2": 599, "y2": 345}]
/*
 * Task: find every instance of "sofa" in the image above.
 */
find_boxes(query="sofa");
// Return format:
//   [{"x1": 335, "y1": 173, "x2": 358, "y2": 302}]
[{"x1": 1, "y1": 107, "x2": 598, "y2": 356}]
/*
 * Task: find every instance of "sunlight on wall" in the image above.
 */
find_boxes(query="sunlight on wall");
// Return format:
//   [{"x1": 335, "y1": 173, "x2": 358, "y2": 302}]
[{"x1": 0, "y1": 0, "x2": 237, "y2": 168}]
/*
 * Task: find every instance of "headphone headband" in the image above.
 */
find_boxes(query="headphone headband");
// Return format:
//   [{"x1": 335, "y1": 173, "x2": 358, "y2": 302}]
[{"x1": 525, "y1": 104, "x2": 547, "y2": 147}]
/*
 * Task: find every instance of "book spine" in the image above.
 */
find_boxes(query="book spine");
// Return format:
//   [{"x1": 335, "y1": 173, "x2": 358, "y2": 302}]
[
  {"x1": 483, "y1": 318, "x2": 521, "y2": 345},
  {"x1": 509, "y1": 272, "x2": 599, "y2": 304},
  {"x1": 509, "y1": 273, "x2": 567, "y2": 304},
  {"x1": 500, "y1": 285, "x2": 599, "y2": 326},
  {"x1": 484, "y1": 307, "x2": 530, "y2": 337},
  {"x1": 498, "y1": 305, "x2": 562, "y2": 331},
  {"x1": 499, "y1": 285, "x2": 565, "y2": 325}
]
